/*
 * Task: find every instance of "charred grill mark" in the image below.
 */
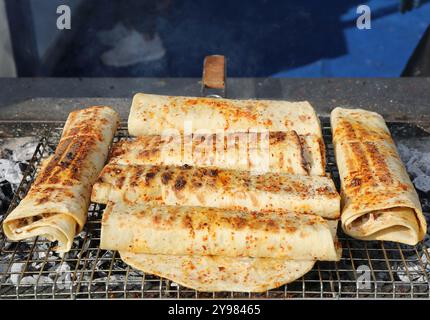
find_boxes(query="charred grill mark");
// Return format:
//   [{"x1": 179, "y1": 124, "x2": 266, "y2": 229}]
[
  {"x1": 34, "y1": 140, "x2": 72, "y2": 184},
  {"x1": 59, "y1": 159, "x2": 71, "y2": 169},
  {"x1": 264, "y1": 218, "x2": 280, "y2": 232},
  {"x1": 350, "y1": 142, "x2": 369, "y2": 169},
  {"x1": 152, "y1": 214, "x2": 161, "y2": 225},
  {"x1": 192, "y1": 179, "x2": 203, "y2": 188},
  {"x1": 229, "y1": 216, "x2": 248, "y2": 230},
  {"x1": 174, "y1": 176, "x2": 187, "y2": 190},
  {"x1": 109, "y1": 143, "x2": 126, "y2": 159},
  {"x1": 116, "y1": 176, "x2": 126, "y2": 188},
  {"x1": 315, "y1": 186, "x2": 330, "y2": 194},
  {"x1": 364, "y1": 142, "x2": 393, "y2": 185},
  {"x1": 130, "y1": 167, "x2": 145, "y2": 186},
  {"x1": 138, "y1": 150, "x2": 150, "y2": 158},
  {"x1": 63, "y1": 124, "x2": 104, "y2": 140},
  {"x1": 338, "y1": 119, "x2": 357, "y2": 140},
  {"x1": 346, "y1": 142, "x2": 372, "y2": 189},
  {"x1": 208, "y1": 169, "x2": 218, "y2": 177},
  {"x1": 161, "y1": 172, "x2": 172, "y2": 184},
  {"x1": 64, "y1": 179, "x2": 75, "y2": 186},
  {"x1": 242, "y1": 176, "x2": 251, "y2": 188},
  {"x1": 33, "y1": 136, "x2": 97, "y2": 184},
  {"x1": 35, "y1": 196, "x2": 49, "y2": 205},
  {"x1": 48, "y1": 176, "x2": 60, "y2": 184},
  {"x1": 137, "y1": 145, "x2": 160, "y2": 159},
  {"x1": 349, "y1": 177, "x2": 362, "y2": 188},
  {"x1": 337, "y1": 116, "x2": 392, "y2": 143},
  {"x1": 182, "y1": 214, "x2": 194, "y2": 236},
  {"x1": 145, "y1": 172, "x2": 156, "y2": 183},
  {"x1": 269, "y1": 131, "x2": 286, "y2": 144}
]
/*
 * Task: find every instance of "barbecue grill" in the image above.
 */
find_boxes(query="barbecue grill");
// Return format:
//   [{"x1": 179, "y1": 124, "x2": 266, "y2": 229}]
[
  {"x1": 0, "y1": 56, "x2": 429, "y2": 299},
  {"x1": 0, "y1": 119, "x2": 429, "y2": 299}
]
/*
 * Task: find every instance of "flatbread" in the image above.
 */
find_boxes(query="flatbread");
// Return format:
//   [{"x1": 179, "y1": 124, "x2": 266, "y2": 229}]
[
  {"x1": 109, "y1": 131, "x2": 325, "y2": 175},
  {"x1": 120, "y1": 251, "x2": 315, "y2": 292},
  {"x1": 3, "y1": 107, "x2": 119, "y2": 252},
  {"x1": 101, "y1": 201, "x2": 341, "y2": 260},
  {"x1": 331, "y1": 107, "x2": 427, "y2": 245},
  {"x1": 91, "y1": 164, "x2": 340, "y2": 219},
  {"x1": 128, "y1": 93, "x2": 322, "y2": 137}
]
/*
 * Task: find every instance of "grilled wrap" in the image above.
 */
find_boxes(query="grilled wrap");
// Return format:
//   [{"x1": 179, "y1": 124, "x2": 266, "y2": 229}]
[
  {"x1": 91, "y1": 164, "x2": 340, "y2": 219},
  {"x1": 109, "y1": 131, "x2": 325, "y2": 175},
  {"x1": 3, "y1": 106, "x2": 119, "y2": 252},
  {"x1": 128, "y1": 93, "x2": 322, "y2": 137},
  {"x1": 120, "y1": 252, "x2": 315, "y2": 292},
  {"x1": 331, "y1": 107, "x2": 427, "y2": 245},
  {"x1": 101, "y1": 201, "x2": 341, "y2": 260}
]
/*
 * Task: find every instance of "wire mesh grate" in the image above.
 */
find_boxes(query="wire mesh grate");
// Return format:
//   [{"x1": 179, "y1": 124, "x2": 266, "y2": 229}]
[{"x1": 0, "y1": 121, "x2": 429, "y2": 299}]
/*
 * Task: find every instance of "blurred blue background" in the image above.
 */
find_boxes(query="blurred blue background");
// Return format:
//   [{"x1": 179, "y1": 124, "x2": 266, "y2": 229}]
[{"x1": 5, "y1": 0, "x2": 430, "y2": 77}]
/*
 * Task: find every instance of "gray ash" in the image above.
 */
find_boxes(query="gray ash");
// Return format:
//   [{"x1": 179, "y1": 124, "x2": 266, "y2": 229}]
[
  {"x1": 0, "y1": 181, "x2": 13, "y2": 213},
  {"x1": 0, "y1": 137, "x2": 39, "y2": 216},
  {"x1": 397, "y1": 138, "x2": 430, "y2": 193}
]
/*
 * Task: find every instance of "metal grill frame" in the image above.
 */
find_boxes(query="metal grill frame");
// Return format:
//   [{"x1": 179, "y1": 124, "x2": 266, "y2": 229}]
[{"x1": 0, "y1": 120, "x2": 429, "y2": 299}]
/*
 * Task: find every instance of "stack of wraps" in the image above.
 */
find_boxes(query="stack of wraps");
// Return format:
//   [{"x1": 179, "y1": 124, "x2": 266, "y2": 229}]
[{"x1": 92, "y1": 93, "x2": 342, "y2": 292}]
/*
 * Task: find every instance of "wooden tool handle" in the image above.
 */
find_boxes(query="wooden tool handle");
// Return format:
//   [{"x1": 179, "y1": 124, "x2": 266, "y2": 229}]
[{"x1": 202, "y1": 55, "x2": 226, "y2": 89}]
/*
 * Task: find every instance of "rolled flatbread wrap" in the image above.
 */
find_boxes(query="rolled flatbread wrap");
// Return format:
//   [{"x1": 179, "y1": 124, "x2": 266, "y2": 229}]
[
  {"x1": 101, "y1": 201, "x2": 341, "y2": 261},
  {"x1": 120, "y1": 251, "x2": 315, "y2": 292},
  {"x1": 109, "y1": 131, "x2": 325, "y2": 175},
  {"x1": 92, "y1": 164, "x2": 340, "y2": 219},
  {"x1": 128, "y1": 93, "x2": 322, "y2": 137},
  {"x1": 331, "y1": 107, "x2": 427, "y2": 245},
  {"x1": 3, "y1": 106, "x2": 119, "y2": 252}
]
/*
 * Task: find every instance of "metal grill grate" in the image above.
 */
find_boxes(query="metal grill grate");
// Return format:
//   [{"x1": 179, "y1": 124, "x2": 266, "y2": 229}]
[{"x1": 0, "y1": 121, "x2": 429, "y2": 299}]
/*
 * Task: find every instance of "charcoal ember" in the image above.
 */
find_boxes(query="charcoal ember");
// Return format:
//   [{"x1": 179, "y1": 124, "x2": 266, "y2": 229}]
[
  {"x1": 424, "y1": 209, "x2": 430, "y2": 235},
  {"x1": 0, "y1": 159, "x2": 21, "y2": 185},
  {"x1": 94, "y1": 251, "x2": 127, "y2": 274},
  {"x1": 389, "y1": 240, "x2": 430, "y2": 283},
  {"x1": 0, "y1": 148, "x2": 13, "y2": 160},
  {"x1": 397, "y1": 143, "x2": 411, "y2": 163},
  {"x1": 9, "y1": 262, "x2": 25, "y2": 285},
  {"x1": 18, "y1": 162, "x2": 29, "y2": 173},
  {"x1": 0, "y1": 180, "x2": 13, "y2": 197},
  {"x1": 12, "y1": 140, "x2": 39, "y2": 162},
  {"x1": 0, "y1": 137, "x2": 39, "y2": 162},
  {"x1": 0, "y1": 180, "x2": 13, "y2": 211},
  {"x1": 0, "y1": 181, "x2": 15, "y2": 218},
  {"x1": 2, "y1": 239, "x2": 77, "y2": 287},
  {"x1": 0, "y1": 159, "x2": 26, "y2": 200},
  {"x1": 53, "y1": 262, "x2": 73, "y2": 289},
  {"x1": 393, "y1": 251, "x2": 430, "y2": 283},
  {"x1": 397, "y1": 138, "x2": 430, "y2": 193},
  {"x1": 420, "y1": 197, "x2": 430, "y2": 212},
  {"x1": 0, "y1": 137, "x2": 62, "y2": 213},
  {"x1": 0, "y1": 137, "x2": 39, "y2": 198},
  {"x1": 8, "y1": 261, "x2": 55, "y2": 286},
  {"x1": 413, "y1": 175, "x2": 430, "y2": 193}
]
